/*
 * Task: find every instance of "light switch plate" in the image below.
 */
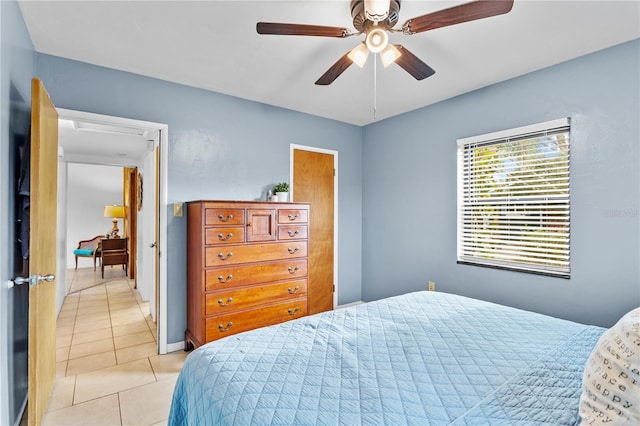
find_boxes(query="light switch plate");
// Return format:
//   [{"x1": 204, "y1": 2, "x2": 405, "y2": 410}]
[{"x1": 173, "y1": 202, "x2": 183, "y2": 217}]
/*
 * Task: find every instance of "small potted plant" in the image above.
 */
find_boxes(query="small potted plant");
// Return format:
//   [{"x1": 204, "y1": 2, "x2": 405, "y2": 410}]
[{"x1": 274, "y1": 182, "x2": 290, "y2": 202}]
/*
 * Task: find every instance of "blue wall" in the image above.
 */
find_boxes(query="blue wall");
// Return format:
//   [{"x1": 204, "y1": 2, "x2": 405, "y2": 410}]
[
  {"x1": 30, "y1": 28, "x2": 640, "y2": 344},
  {"x1": 0, "y1": 1, "x2": 36, "y2": 424},
  {"x1": 35, "y1": 55, "x2": 364, "y2": 344},
  {"x1": 362, "y1": 39, "x2": 640, "y2": 328}
]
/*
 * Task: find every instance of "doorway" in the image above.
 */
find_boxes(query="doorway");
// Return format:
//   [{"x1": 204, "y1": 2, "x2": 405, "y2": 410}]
[
  {"x1": 290, "y1": 145, "x2": 338, "y2": 313},
  {"x1": 56, "y1": 109, "x2": 170, "y2": 354}
]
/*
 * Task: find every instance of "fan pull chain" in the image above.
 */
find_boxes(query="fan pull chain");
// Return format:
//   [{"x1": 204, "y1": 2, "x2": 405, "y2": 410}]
[{"x1": 373, "y1": 53, "x2": 377, "y2": 120}]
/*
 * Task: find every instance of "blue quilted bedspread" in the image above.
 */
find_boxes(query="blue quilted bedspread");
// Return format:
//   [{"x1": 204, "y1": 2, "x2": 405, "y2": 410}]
[{"x1": 169, "y1": 291, "x2": 604, "y2": 425}]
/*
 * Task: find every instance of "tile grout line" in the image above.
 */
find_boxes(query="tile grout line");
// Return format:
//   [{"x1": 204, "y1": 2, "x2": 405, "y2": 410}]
[
  {"x1": 117, "y1": 392, "x2": 124, "y2": 426},
  {"x1": 64, "y1": 270, "x2": 80, "y2": 378},
  {"x1": 105, "y1": 279, "x2": 117, "y2": 367}
]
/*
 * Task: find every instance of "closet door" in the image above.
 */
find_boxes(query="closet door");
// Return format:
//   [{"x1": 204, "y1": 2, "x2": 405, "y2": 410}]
[{"x1": 293, "y1": 149, "x2": 335, "y2": 314}]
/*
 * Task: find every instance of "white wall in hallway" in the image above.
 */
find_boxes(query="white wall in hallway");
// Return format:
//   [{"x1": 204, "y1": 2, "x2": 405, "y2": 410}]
[{"x1": 66, "y1": 163, "x2": 123, "y2": 269}]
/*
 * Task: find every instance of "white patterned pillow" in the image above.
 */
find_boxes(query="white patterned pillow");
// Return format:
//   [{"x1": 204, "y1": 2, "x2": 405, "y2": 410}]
[{"x1": 579, "y1": 307, "x2": 640, "y2": 425}]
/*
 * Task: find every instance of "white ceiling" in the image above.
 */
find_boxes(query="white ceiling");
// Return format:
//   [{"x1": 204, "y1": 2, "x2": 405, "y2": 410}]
[{"x1": 19, "y1": 1, "x2": 640, "y2": 127}]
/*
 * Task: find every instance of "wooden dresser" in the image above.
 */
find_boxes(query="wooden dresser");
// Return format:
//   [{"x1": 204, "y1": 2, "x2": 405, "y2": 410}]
[{"x1": 185, "y1": 200, "x2": 310, "y2": 349}]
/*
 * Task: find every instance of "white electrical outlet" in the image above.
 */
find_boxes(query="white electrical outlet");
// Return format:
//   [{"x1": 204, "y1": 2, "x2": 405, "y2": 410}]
[{"x1": 428, "y1": 281, "x2": 436, "y2": 291}]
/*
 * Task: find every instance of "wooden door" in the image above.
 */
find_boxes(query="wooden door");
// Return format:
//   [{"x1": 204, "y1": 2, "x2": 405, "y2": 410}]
[
  {"x1": 28, "y1": 78, "x2": 58, "y2": 425},
  {"x1": 124, "y1": 167, "x2": 138, "y2": 282},
  {"x1": 293, "y1": 149, "x2": 334, "y2": 314}
]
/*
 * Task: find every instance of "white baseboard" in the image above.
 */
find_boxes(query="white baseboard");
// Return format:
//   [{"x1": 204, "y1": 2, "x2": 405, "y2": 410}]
[
  {"x1": 166, "y1": 341, "x2": 186, "y2": 353},
  {"x1": 336, "y1": 300, "x2": 365, "y2": 310}
]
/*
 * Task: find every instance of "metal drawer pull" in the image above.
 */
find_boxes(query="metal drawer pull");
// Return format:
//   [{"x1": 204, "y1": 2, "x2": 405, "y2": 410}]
[
  {"x1": 287, "y1": 214, "x2": 299, "y2": 221},
  {"x1": 218, "y1": 214, "x2": 234, "y2": 222},
  {"x1": 287, "y1": 247, "x2": 299, "y2": 254},
  {"x1": 217, "y1": 252, "x2": 233, "y2": 260},
  {"x1": 287, "y1": 286, "x2": 299, "y2": 294},
  {"x1": 218, "y1": 297, "x2": 233, "y2": 307},
  {"x1": 218, "y1": 232, "x2": 233, "y2": 241},
  {"x1": 287, "y1": 266, "x2": 299, "y2": 274},
  {"x1": 287, "y1": 230, "x2": 299, "y2": 237},
  {"x1": 288, "y1": 307, "x2": 300, "y2": 316},
  {"x1": 217, "y1": 274, "x2": 233, "y2": 283},
  {"x1": 218, "y1": 322, "x2": 233, "y2": 332}
]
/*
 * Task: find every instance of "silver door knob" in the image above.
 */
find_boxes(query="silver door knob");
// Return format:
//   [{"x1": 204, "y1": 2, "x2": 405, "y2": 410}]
[
  {"x1": 149, "y1": 242, "x2": 157, "y2": 248},
  {"x1": 12, "y1": 276, "x2": 30, "y2": 286},
  {"x1": 10, "y1": 274, "x2": 55, "y2": 288}
]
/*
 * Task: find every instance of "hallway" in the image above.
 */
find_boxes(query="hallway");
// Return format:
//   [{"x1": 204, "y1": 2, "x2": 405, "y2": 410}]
[{"x1": 43, "y1": 267, "x2": 187, "y2": 425}]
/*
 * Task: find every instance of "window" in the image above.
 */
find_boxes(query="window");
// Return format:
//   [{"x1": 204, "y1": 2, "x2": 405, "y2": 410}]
[{"x1": 457, "y1": 118, "x2": 571, "y2": 278}]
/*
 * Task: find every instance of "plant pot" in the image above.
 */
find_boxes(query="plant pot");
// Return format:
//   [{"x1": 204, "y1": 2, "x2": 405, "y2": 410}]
[
  {"x1": 270, "y1": 194, "x2": 279, "y2": 202},
  {"x1": 276, "y1": 192, "x2": 289, "y2": 202}
]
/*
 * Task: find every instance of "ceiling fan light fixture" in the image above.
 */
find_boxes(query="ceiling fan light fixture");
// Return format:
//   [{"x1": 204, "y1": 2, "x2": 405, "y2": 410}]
[
  {"x1": 257, "y1": 0, "x2": 515, "y2": 85},
  {"x1": 347, "y1": 42, "x2": 370, "y2": 68},
  {"x1": 364, "y1": 0, "x2": 390, "y2": 22},
  {"x1": 380, "y1": 43, "x2": 401, "y2": 67},
  {"x1": 365, "y1": 28, "x2": 388, "y2": 53}
]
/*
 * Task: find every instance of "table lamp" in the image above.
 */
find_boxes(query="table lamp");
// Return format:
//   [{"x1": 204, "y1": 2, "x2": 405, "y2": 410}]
[{"x1": 104, "y1": 205, "x2": 125, "y2": 238}]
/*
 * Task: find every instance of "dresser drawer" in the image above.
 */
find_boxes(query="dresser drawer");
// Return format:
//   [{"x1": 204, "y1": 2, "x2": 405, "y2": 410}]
[
  {"x1": 278, "y1": 209, "x2": 308, "y2": 224},
  {"x1": 205, "y1": 279, "x2": 307, "y2": 315},
  {"x1": 205, "y1": 298, "x2": 307, "y2": 342},
  {"x1": 277, "y1": 225, "x2": 308, "y2": 241},
  {"x1": 205, "y1": 208, "x2": 245, "y2": 226},
  {"x1": 205, "y1": 226, "x2": 245, "y2": 245},
  {"x1": 205, "y1": 241, "x2": 308, "y2": 267},
  {"x1": 205, "y1": 259, "x2": 307, "y2": 291}
]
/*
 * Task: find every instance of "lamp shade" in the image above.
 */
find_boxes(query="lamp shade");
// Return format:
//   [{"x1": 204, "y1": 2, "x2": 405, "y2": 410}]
[
  {"x1": 104, "y1": 205, "x2": 125, "y2": 219},
  {"x1": 380, "y1": 43, "x2": 402, "y2": 67},
  {"x1": 347, "y1": 42, "x2": 369, "y2": 68}
]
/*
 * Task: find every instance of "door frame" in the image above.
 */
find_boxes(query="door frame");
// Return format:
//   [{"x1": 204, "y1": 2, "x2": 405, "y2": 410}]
[
  {"x1": 56, "y1": 108, "x2": 170, "y2": 354},
  {"x1": 290, "y1": 144, "x2": 339, "y2": 309}
]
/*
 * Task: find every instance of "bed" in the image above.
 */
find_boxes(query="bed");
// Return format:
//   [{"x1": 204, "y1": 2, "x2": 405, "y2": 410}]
[{"x1": 168, "y1": 291, "x2": 634, "y2": 425}]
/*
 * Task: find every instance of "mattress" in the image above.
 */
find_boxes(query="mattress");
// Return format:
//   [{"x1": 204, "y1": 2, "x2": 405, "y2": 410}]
[{"x1": 168, "y1": 291, "x2": 604, "y2": 425}]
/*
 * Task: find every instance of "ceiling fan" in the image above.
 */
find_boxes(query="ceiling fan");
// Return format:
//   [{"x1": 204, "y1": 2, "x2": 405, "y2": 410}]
[{"x1": 257, "y1": 0, "x2": 514, "y2": 85}]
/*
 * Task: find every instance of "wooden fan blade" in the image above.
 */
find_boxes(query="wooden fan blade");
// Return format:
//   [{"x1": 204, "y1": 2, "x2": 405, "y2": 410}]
[
  {"x1": 403, "y1": 0, "x2": 514, "y2": 34},
  {"x1": 394, "y1": 45, "x2": 435, "y2": 80},
  {"x1": 257, "y1": 22, "x2": 350, "y2": 38},
  {"x1": 315, "y1": 52, "x2": 353, "y2": 85}
]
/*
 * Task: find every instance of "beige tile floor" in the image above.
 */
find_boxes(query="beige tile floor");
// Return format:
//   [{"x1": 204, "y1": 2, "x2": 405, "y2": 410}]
[{"x1": 44, "y1": 267, "x2": 188, "y2": 425}]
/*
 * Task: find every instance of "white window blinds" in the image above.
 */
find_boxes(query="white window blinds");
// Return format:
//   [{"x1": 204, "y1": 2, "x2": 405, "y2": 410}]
[{"x1": 457, "y1": 118, "x2": 571, "y2": 277}]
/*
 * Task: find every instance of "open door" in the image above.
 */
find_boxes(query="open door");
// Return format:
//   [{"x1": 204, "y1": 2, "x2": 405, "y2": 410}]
[
  {"x1": 124, "y1": 167, "x2": 138, "y2": 283},
  {"x1": 27, "y1": 78, "x2": 58, "y2": 425}
]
